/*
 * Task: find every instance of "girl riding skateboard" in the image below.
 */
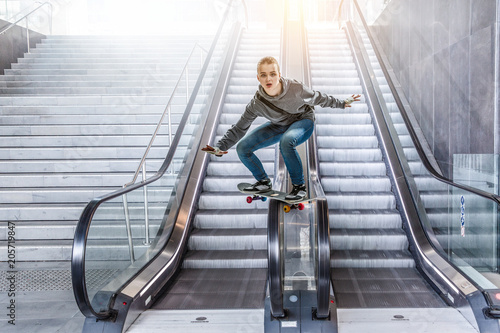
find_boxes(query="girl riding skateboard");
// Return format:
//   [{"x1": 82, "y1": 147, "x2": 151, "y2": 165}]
[{"x1": 203, "y1": 56, "x2": 360, "y2": 201}]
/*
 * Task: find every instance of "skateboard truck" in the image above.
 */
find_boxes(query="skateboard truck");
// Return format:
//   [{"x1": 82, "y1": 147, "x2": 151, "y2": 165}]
[
  {"x1": 246, "y1": 195, "x2": 267, "y2": 203},
  {"x1": 283, "y1": 203, "x2": 305, "y2": 213}
]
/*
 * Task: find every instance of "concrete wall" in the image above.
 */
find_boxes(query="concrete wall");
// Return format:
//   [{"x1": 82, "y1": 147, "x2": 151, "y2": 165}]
[
  {"x1": 370, "y1": 0, "x2": 499, "y2": 178},
  {"x1": 0, "y1": 19, "x2": 45, "y2": 74}
]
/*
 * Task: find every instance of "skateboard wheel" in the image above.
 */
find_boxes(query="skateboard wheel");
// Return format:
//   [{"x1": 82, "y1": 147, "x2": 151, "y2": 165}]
[
  {"x1": 283, "y1": 205, "x2": 291, "y2": 213},
  {"x1": 298, "y1": 203, "x2": 305, "y2": 210},
  {"x1": 246, "y1": 196, "x2": 253, "y2": 204},
  {"x1": 261, "y1": 197, "x2": 267, "y2": 202}
]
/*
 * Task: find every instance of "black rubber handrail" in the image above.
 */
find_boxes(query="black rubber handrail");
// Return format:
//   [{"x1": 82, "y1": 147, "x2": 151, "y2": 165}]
[
  {"x1": 301, "y1": 10, "x2": 331, "y2": 319},
  {"x1": 345, "y1": 3, "x2": 500, "y2": 323},
  {"x1": 71, "y1": 0, "x2": 241, "y2": 320},
  {"x1": 266, "y1": 0, "x2": 289, "y2": 318},
  {"x1": 350, "y1": 0, "x2": 500, "y2": 206},
  {"x1": 267, "y1": 188, "x2": 285, "y2": 318},
  {"x1": 348, "y1": 0, "x2": 500, "y2": 319}
]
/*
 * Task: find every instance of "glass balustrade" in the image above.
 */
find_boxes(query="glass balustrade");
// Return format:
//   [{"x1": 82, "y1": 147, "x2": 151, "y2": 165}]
[
  {"x1": 74, "y1": 12, "x2": 236, "y2": 316},
  {"x1": 348, "y1": 0, "x2": 500, "y2": 292}
]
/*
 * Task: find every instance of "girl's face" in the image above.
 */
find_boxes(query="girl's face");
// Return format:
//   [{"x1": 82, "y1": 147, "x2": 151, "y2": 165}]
[{"x1": 257, "y1": 63, "x2": 281, "y2": 97}]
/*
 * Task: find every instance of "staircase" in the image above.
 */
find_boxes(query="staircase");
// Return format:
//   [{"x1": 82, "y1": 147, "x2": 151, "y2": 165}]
[
  {"x1": 0, "y1": 35, "x2": 211, "y2": 262},
  {"x1": 150, "y1": 29, "x2": 280, "y2": 310},
  {"x1": 308, "y1": 28, "x2": 445, "y2": 308}
]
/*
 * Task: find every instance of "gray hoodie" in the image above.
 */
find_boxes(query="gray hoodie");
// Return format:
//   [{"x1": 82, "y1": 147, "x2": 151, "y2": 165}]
[{"x1": 216, "y1": 77, "x2": 345, "y2": 151}]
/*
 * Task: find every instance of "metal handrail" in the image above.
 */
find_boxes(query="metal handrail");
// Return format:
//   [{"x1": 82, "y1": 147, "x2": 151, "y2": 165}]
[
  {"x1": 125, "y1": 43, "x2": 208, "y2": 188},
  {"x1": 332, "y1": 0, "x2": 345, "y2": 27},
  {"x1": 122, "y1": 43, "x2": 208, "y2": 250},
  {"x1": 72, "y1": 0, "x2": 244, "y2": 320},
  {"x1": 0, "y1": 2, "x2": 52, "y2": 53}
]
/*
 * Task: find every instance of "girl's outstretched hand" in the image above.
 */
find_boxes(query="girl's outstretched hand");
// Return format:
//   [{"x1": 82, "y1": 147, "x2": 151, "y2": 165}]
[
  {"x1": 201, "y1": 144, "x2": 227, "y2": 157},
  {"x1": 344, "y1": 94, "x2": 361, "y2": 107}
]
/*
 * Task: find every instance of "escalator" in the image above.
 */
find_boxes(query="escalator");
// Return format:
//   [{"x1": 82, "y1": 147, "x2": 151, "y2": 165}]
[
  {"x1": 143, "y1": 28, "x2": 280, "y2": 313},
  {"x1": 71, "y1": 1, "x2": 500, "y2": 332},
  {"x1": 302, "y1": 1, "x2": 500, "y2": 331},
  {"x1": 308, "y1": 27, "x2": 446, "y2": 309}
]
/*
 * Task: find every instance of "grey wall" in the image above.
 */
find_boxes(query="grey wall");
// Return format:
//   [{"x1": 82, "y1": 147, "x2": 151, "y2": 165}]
[
  {"x1": 371, "y1": 0, "x2": 498, "y2": 178},
  {"x1": 0, "y1": 19, "x2": 45, "y2": 75}
]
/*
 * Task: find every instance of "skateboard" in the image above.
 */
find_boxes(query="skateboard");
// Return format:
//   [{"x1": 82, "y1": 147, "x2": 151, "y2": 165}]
[{"x1": 237, "y1": 182, "x2": 312, "y2": 213}]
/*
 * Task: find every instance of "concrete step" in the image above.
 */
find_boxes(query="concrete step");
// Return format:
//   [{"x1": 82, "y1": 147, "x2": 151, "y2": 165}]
[
  {"x1": 0, "y1": 123, "x2": 193, "y2": 136},
  {"x1": 0, "y1": 104, "x2": 197, "y2": 115},
  {"x1": 1, "y1": 124, "x2": 194, "y2": 136},
  {"x1": 0, "y1": 173, "x2": 132, "y2": 188},
  {"x1": 0, "y1": 73, "x2": 211, "y2": 82},
  {"x1": 0, "y1": 113, "x2": 195, "y2": 125},
  {"x1": 0, "y1": 146, "x2": 176, "y2": 160},
  {"x1": 0, "y1": 134, "x2": 183, "y2": 148},
  {"x1": 0, "y1": 156, "x2": 165, "y2": 173},
  {"x1": 0, "y1": 95, "x2": 201, "y2": 106},
  {"x1": 0, "y1": 79, "x2": 189, "y2": 88},
  {"x1": 0, "y1": 186, "x2": 173, "y2": 204},
  {"x1": 0, "y1": 240, "x2": 74, "y2": 261},
  {"x1": 0, "y1": 33, "x2": 217, "y2": 262}
]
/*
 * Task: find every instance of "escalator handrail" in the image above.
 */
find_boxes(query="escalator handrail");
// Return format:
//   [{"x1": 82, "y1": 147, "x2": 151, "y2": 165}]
[
  {"x1": 349, "y1": 0, "x2": 500, "y2": 206},
  {"x1": 300, "y1": 6, "x2": 331, "y2": 319},
  {"x1": 71, "y1": 0, "x2": 241, "y2": 319},
  {"x1": 266, "y1": 0, "x2": 290, "y2": 318},
  {"x1": 267, "y1": 192, "x2": 285, "y2": 318},
  {"x1": 343, "y1": 18, "x2": 500, "y2": 325},
  {"x1": 346, "y1": 1, "x2": 500, "y2": 317}
]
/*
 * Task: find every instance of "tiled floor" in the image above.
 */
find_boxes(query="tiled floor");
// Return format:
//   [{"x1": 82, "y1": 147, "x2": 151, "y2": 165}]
[
  {"x1": 0, "y1": 262, "x2": 481, "y2": 333},
  {"x1": 337, "y1": 308, "x2": 478, "y2": 333},
  {"x1": 0, "y1": 261, "x2": 85, "y2": 333}
]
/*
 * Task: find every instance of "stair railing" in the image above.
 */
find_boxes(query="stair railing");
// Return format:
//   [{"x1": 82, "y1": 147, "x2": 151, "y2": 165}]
[
  {"x1": 0, "y1": 1, "x2": 52, "y2": 53},
  {"x1": 122, "y1": 42, "x2": 208, "y2": 261}
]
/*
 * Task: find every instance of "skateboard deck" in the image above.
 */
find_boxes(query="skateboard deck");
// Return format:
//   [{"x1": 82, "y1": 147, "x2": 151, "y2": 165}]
[{"x1": 237, "y1": 182, "x2": 314, "y2": 212}]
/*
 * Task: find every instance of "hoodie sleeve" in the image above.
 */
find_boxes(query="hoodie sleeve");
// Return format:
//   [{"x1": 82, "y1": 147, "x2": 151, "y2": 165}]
[
  {"x1": 215, "y1": 101, "x2": 258, "y2": 151},
  {"x1": 300, "y1": 84, "x2": 345, "y2": 109}
]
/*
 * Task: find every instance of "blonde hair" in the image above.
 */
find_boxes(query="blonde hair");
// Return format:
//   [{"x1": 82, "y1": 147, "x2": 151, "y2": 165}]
[{"x1": 257, "y1": 56, "x2": 280, "y2": 73}]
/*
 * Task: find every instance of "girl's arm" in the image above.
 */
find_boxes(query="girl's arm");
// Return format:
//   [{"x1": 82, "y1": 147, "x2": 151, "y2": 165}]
[
  {"x1": 301, "y1": 84, "x2": 360, "y2": 108},
  {"x1": 202, "y1": 102, "x2": 258, "y2": 156}
]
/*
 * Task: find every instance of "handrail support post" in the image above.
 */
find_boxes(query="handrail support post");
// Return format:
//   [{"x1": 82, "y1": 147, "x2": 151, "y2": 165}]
[
  {"x1": 185, "y1": 67, "x2": 190, "y2": 103},
  {"x1": 122, "y1": 193, "x2": 136, "y2": 263},
  {"x1": 142, "y1": 163, "x2": 151, "y2": 245},
  {"x1": 25, "y1": 17, "x2": 30, "y2": 53}
]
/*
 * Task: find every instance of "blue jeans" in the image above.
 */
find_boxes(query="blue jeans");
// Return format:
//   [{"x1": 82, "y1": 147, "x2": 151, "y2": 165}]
[{"x1": 236, "y1": 119, "x2": 314, "y2": 185}]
